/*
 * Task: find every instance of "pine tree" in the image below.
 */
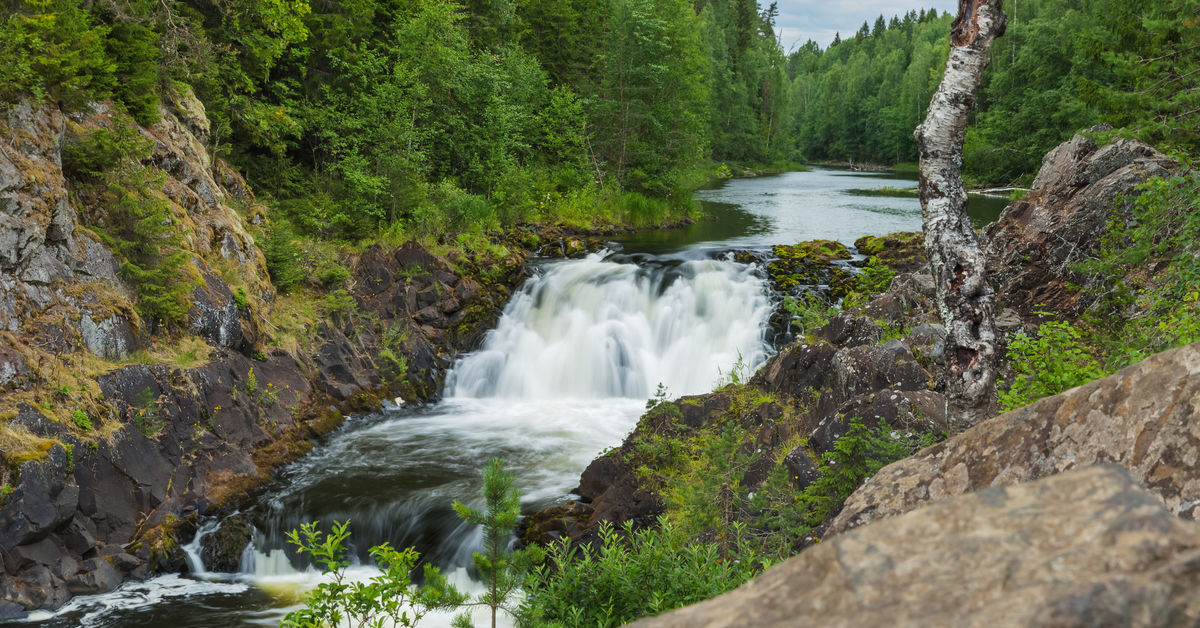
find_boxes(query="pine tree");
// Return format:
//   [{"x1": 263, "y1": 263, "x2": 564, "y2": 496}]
[{"x1": 452, "y1": 458, "x2": 542, "y2": 628}]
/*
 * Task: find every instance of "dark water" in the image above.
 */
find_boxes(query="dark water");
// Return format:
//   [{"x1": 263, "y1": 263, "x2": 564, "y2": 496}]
[{"x1": 28, "y1": 168, "x2": 1008, "y2": 628}]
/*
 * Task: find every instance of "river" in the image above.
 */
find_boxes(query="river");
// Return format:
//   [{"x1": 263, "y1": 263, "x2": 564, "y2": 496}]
[{"x1": 27, "y1": 168, "x2": 1006, "y2": 627}]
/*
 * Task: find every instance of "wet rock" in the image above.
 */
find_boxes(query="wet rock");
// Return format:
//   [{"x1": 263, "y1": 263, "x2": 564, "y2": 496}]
[
  {"x1": 783, "y1": 448, "x2": 820, "y2": 491},
  {"x1": 829, "y1": 339, "x2": 1200, "y2": 536},
  {"x1": 0, "y1": 446, "x2": 78, "y2": 550},
  {"x1": 0, "y1": 344, "x2": 30, "y2": 390},
  {"x1": 200, "y1": 515, "x2": 253, "y2": 573},
  {"x1": 902, "y1": 322, "x2": 944, "y2": 354},
  {"x1": 66, "y1": 557, "x2": 122, "y2": 595},
  {"x1": 78, "y1": 312, "x2": 137, "y2": 359},
  {"x1": 829, "y1": 343, "x2": 929, "y2": 405},
  {"x1": 520, "y1": 501, "x2": 594, "y2": 546},
  {"x1": 189, "y1": 263, "x2": 255, "y2": 351},
  {"x1": 632, "y1": 465, "x2": 1200, "y2": 628}
]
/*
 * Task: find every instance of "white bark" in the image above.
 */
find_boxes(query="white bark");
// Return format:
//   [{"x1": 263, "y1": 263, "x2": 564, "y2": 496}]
[{"x1": 916, "y1": 0, "x2": 1007, "y2": 426}]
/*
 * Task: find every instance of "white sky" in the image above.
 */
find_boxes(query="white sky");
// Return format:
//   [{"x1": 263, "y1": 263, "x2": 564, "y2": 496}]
[{"x1": 772, "y1": 0, "x2": 960, "y2": 51}]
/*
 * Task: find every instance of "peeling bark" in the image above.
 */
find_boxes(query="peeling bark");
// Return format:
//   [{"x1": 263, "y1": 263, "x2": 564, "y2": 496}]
[{"x1": 916, "y1": 0, "x2": 1007, "y2": 426}]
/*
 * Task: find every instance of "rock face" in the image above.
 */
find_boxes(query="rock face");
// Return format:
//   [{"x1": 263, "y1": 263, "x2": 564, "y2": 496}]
[
  {"x1": 828, "y1": 339, "x2": 1200, "y2": 536},
  {"x1": 632, "y1": 465, "x2": 1200, "y2": 628},
  {"x1": 983, "y1": 132, "x2": 1178, "y2": 315},
  {"x1": 0, "y1": 94, "x2": 531, "y2": 617}
]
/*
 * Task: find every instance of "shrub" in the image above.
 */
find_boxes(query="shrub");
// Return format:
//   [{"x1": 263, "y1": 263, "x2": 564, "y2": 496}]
[
  {"x1": 520, "y1": 519, "x2": 763, "y2": 628},
  {"x1": 282, "y1": 521, "x2": 466, "y2": 628},
  {"x1": 260, "y1": 221, "x2": 306, "y2": 294},
  {"x1": 999, "y1": 320, "x2": 1107, "y2": 411}
]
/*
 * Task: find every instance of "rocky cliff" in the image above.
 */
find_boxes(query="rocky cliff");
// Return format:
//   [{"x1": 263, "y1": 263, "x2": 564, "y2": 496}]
[{"x1": 0, "y1": 93, "x2": 528, "y2": 618}]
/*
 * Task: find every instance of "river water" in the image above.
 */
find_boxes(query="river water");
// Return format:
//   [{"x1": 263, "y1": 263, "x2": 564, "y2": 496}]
[{"x1": 29, "y1": 169, "x2": 1006, "y2": 627}]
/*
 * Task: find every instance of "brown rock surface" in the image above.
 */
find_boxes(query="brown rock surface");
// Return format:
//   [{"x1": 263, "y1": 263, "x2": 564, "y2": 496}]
[
  {"x1": 829, "y1": 339, "x2": 1200, "y2": 537},
  {"x1": 632, "y1": 465, "x2": 1200, "y2": 628},
  {"x1": 983, "y1": 133, "x2": 1177, "y2": 316}
]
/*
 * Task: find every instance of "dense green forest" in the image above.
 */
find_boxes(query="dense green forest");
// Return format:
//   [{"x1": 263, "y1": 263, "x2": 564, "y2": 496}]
[
  {"x1": 0, "y1": 0, "x2": 793, "y2": 244},
  {"x1": 786, "y1": 0, "x2": 1200, "y2": 185},
  {"x1": 3, "y1": 0, "x2": 1196, "y2": 244}
]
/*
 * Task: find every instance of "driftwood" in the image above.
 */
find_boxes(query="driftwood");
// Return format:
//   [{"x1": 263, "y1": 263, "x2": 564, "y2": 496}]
[{"x1": 916, "y1": 0, "x2": 1007, "y2": 426}]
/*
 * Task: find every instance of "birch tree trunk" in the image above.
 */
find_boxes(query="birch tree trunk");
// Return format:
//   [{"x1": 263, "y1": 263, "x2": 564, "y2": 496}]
[{"x1": 915, "y1": 0, "x2": 1007, "y2": 427}]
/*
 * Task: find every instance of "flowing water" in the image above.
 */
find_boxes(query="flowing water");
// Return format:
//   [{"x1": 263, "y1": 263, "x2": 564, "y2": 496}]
[{"x1": 29, "y1": 168, "x2": 1007, "y2": 627}]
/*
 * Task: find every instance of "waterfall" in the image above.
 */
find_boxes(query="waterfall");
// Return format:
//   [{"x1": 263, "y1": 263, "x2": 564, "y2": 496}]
[{"x1": 447, "y1": 252, "x2": 774, "y2": 400}]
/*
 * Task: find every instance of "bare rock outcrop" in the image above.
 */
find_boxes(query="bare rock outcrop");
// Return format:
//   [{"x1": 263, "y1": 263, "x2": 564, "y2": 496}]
[
  {"x1": 983, "y1": 132, "x2": 1178, "y2": 315},
  {"x1": 632, "y1": 465, "x2": 1200, "y2": 628},
  {"x1": 829, "y1": 338, "x2": 1200, "y2": 537}
]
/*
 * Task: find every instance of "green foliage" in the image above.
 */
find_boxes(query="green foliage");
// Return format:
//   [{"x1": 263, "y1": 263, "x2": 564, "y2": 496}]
[
  {"x1": 451, "y1": 458, "x2": 541, "y2": 628},
  {"x1": 63, "y1": 442, "x2": 74, "y2": 472},
  {"x1": 0, "y1": 0, "x2": 115, "y2": 109},
  {"x1": 260, "y1": 222, "x2": 305, "y2": 294},
  {"x1": 322, "y1": 289, "x2": 358, "y2": 326},
  {"x1": 996, "y1": 171, "x2": 1200, "y2": 406},
  {"x1": 282, "y1": 520, "x2": 466, "y2": 628},
  {"x1": 714, "y1": 351, "x2": 749, "y2": 388},
  {"x1": 66, "y1": 117, "x2": 192, "y2": 326},
  {"x1": 520, "y1": 519, "x2": 763, "y2": 628},
  {"x1": 233, "y1": 287, "x2": 248, "y2": 310},
  {"x1": 70, "y1": 409, "x2": 92, "y2": 432},
  {"x1": 855, "y1": 257, "x2": 896, "y2": 294},
  {"x1": 800, "y1": 419, "x2": 920, "y2": 524},
  {"x1": 998, "y1": 320, "x2": 1107, "y2": 411},
  {"x1": 132, "y1": 387, "x2": 165, "y2": 437},
  {"x1": 782, "y1": 291, "x2": 836, "y2": 338},
  {"x1": 645, "y1": 382, "x2": 671, "y2": 411}
]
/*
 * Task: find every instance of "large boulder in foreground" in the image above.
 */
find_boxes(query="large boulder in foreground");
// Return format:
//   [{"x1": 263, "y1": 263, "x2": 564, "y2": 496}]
[
  {"x1": 632, "y1": 465, "x2": 1200, "y2": 628},
  {"x1": 828, "y1": 339, "x2": 1200, "y2": 536}
]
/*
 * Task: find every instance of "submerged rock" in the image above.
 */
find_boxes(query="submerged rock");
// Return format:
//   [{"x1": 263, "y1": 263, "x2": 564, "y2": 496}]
[{"x1": 632, "y1": 465, "x2": 1200, "y2": 628}]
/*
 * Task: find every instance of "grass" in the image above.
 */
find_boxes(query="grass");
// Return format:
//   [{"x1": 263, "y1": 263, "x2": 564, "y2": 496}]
[
  {"x1": 846, "y1": 186, "x2": 920, "y2": 198},
  {"x1": 266, "y1": 291, "x2": 323, "y2": 354}
]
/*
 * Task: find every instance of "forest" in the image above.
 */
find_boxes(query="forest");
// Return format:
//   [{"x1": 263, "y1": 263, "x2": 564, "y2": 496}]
[{"x1": 3, "y1": 0, "x2": 1196, "y2": 242}]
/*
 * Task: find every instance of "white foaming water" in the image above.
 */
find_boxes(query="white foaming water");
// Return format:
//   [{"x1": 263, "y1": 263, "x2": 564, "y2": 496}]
[{"x1": 448, "y1": 252, "x2": 774, "y2": 399}]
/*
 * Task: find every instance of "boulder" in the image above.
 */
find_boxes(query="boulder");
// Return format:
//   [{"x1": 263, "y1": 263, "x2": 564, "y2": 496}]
[
  {"x1": 829, "y1": 339, "x2": 1200, "y2": 536},
  {"x1": 200, "y1": 514, "x2": 253, "y2": 573},
  {"x1": 983, "y1": 133, "x2": 1178, "y2": 315},
  {"x1": 632, "y1": 465, "x2": 1200, "y2": 628}
]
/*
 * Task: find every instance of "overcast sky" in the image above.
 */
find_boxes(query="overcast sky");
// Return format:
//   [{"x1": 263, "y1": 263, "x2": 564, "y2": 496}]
[{"x1": 773, "y1": 0, "x2": 959, "y2": 51}]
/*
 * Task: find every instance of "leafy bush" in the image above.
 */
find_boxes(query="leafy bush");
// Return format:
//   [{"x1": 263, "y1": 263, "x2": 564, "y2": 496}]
[
  {"x1": 999, "y1": 320, "x2": 1107, "y2": 411},
  {"x1": 283, "y1": 520, "x2": 466, "y2": 628},
  {"x1": 520, "y1": 519, "x2": 763, "y2": 628}
]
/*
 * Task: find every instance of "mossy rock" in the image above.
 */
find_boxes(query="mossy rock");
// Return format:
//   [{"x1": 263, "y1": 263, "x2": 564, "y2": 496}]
[
  {"x1": 853, "y1": 232, "x2": 928, "y2": 274},
  {"x1": 773, "y1": 240, "x2": 852, "y2": 264}
]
